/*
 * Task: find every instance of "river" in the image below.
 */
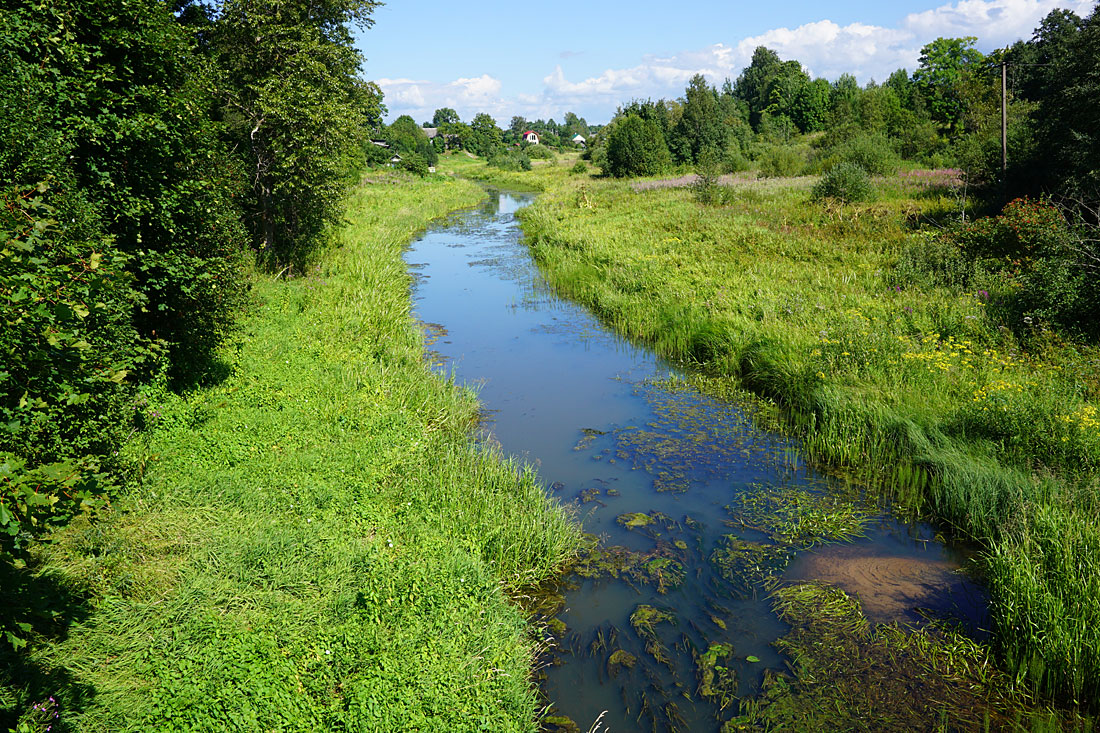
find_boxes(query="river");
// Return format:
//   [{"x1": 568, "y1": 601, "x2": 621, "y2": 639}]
[{"x1": 405, "y1": 189, "x2": 987, "y2": 731}]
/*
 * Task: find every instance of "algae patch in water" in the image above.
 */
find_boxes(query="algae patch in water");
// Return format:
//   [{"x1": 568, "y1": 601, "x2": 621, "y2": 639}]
[
  {"x1": 569, "y1": 541, "x2": 685, "y2": 594},
  {"x1": 695, "y1": 642, "x2": 738, "y2": 711},
  {"x1": 710, "y1": 538, "x2": 794, "y2": 598},
  {"x1": 607, "y1": 649, "x2": 638, "y2": 677},
  {"x1": 733, "y1": 582, "x2": 1046, "y2": 731},
  {"x1": 630, "y1": 604, "x2": 676, "y2": 668},
  {"x1": 724, "y1": 482, "x2": 870, "y2": 548},
  {"x1": 612, "y1": 378, "x2": 788, "y2": 495}
]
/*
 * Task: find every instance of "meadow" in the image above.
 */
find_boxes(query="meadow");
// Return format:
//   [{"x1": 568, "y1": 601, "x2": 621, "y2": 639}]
[
  {"x1": 439, "y1": 152, "x2": 1100, "y2": 712},
  {"x1": 2, "y1": 173, "x2": 581, "y2": 731}
]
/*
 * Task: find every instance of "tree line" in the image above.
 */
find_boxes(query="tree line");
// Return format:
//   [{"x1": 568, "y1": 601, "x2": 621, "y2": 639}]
[
  {"x1": 366, "y1": 108, "x2": 597, "y2": 174},
  {"x1": 586, "y1": 4, "x2": 1098, "y2": 212},
  {"x1": 0, "y1": 0, "x2": 381, "y2": 633}
]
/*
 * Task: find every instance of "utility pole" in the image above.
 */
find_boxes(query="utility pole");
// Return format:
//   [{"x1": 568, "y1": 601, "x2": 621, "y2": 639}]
[{"x1": 1001, "y1": 61, "x2": 1008, "y2": 176}]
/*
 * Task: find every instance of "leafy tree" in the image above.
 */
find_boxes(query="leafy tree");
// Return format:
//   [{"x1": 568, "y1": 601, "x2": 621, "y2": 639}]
[
  {"x1": 212, "y1": 0, "x2": 379, "y2": 269},
  {"x1": 604, "y1": 114, "x2": 671, "y2": 178},
  {"x1": 669, "y1": 74, "x2": 725, "y2": 163},
  {"x1": 1029, "y1": 5, "x2": 1100, "y2": 206},
  {"x1": 789, "y1": 77, "x2": 831, "y2": 132},
  {"x1": 913, "y1": 37, "x2": 985, "y2": 129},
  {"x1": 733, "y1": 46, "x2": 783, "y2": 127},
  {"x1": 386, "y1": 115, "x2": 437, "y2": 165},
  {"x1": 468, "y1": 113, "x2": 504, "y2": 158},
  {"x1": 432, "y1": 107, "x2": 460, "y2": 127}
]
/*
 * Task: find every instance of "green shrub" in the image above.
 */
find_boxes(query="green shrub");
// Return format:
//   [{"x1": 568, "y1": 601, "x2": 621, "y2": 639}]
[
  {"x1": 604, "y1": 114, "x2": 671, "y2": 178},
  {"x1": 952, "y1": 198, "x2": 1099, "y2": 336},
  {"x1": 819, "y1": 133, "x2": 900, "y2": 176},
  {"x1": 488, "y1": 149, "x2": 531, "y2": 172},
  {"x1": 722, "y1": 147, "x2": 750, "y2": 173},
  {"x1": 812, "y1": 162, "x2": 874, "y2": 202},
  {"x1": 400, "y1": 152, "x2": 429, "y2": 176},
  {"x1": 693, "y1": 146, "x2": 723, "y2": 205},
  {"x1": 524, "y1": 144, "x2": 555, "y2": 159},
  {"x1": 570, "y1": 160, "x2": 588, "y2": 174},
  {"x1": 757, "y1": 146, "x2": 806, "y2": 178}
]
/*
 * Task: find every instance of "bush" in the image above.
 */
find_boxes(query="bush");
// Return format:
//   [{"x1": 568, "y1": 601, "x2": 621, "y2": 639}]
[
  {"x1": 571, "y1": 160, "x2": 588, "y2": 175},
  {"x1": 757, "y1": 146, "x2": 806, "y2": 178},
  {"x1": 819, "y1": 133, "x2": 900, "y2": 176},
  {"x1": 693, "y1": 146, "x2": 723, "y2": 205},
  {"x1": 953, "y1": 198, "x2": 1100, "y2": 336},
  {"x1": 488, "y1": 149, "x2": 531, "y2": 171},
  {"x1": 400, "y1": 152, "x2": 429, "y2": 176},
  {"x1": 812, "y1": 162, "x2": 874, "y2": 203},
  {"x1": 722, "y1": 147, "x2": 750, "y2": 173},
  {"x1": 604, "y1": 115, "x2": 671, "y2": 178},
  {"x1": 524, "y1": 144, "x2": 555, "y2": 160}
]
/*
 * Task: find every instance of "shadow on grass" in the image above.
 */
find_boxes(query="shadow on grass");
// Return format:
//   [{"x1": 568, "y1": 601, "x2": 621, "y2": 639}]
[{"x1": 0, "y1": 559, "x2": 95, "y2": 732}]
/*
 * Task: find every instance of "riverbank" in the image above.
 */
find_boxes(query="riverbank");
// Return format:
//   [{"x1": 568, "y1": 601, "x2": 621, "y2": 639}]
[
  {"x1": 2, "y1": 173, "x2": 581, "y2": 731},
  {"x1": 440, "y1": 153, "x2": 1100, "y2": 715}
]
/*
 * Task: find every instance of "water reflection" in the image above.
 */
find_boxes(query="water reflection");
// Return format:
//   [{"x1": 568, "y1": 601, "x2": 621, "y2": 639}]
[{"x1": 405, "y1": 190, "x2": 986, "y2": 731}]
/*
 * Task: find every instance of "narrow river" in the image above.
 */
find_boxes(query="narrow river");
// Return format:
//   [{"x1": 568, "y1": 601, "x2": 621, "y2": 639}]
[{"x1": 406, "y1": 189, "x2": 987, "y2": 731}]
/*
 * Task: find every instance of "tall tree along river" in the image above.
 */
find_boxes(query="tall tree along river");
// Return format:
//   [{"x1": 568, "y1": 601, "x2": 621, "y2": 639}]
[{"x1": 405, "y1": 190, "x2": 987, "y2": 731}]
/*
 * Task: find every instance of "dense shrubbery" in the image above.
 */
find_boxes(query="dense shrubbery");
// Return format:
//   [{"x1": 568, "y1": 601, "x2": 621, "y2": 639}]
[
  {"x1": 1, "y1": 0, "x2": 375, "y2": 650},
  {"x1": 604, "y1": 115, "x2": 671, "y2": 178},
  {"x1": 757, "y1": 145, "x2": 806, "y2": 178},
  {"x1": 488, "y1": 148, "x2": 532, "y2": 171},
  {"x1": 817, "y1": 133, "x2": 900, "y2": 176},
  {"x1": 524, "y1": 143, "x2": 555, "y2": 159},
  {"x1": 953, "y1": 198, "x2": 1099, "y2": 337},
  {"x1": 812, "y1": 162, "x2": 874, "y2": 202}
]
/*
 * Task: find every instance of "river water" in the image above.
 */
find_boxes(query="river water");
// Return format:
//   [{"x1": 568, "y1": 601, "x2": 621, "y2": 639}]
[{"x1": 405, "y1": 189, "x2": 987, "y2": 731}]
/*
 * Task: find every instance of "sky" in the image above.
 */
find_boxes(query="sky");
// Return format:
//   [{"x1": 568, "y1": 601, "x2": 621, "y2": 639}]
[{"x1": 355, "y1": 0, "x2": 1097, "y2": 126}]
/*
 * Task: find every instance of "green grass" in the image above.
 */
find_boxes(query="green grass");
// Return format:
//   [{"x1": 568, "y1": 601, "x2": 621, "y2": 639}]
[
  {"x1": 485, "y1": 167, "x2": 1100, "y2": 712},
  {"x1": 1, "y1": 172, "x2": 581, "y2": 731}
]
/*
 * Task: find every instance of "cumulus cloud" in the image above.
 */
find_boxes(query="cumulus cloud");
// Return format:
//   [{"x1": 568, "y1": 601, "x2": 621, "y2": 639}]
[{"x1": 378, "y1": 0, "x2": 1096, "y2": 123}]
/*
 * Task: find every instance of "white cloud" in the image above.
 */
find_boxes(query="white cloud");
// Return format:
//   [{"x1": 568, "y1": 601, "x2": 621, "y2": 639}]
[{"x1": 377, "y1": 0, "x2": 1096, "y2": 123}]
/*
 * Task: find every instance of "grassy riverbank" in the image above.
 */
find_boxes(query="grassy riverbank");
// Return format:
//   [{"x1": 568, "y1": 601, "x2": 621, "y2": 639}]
[
  {"x1": 2, "y1": 173, "x2": 580, "y2": 731},
  {"x1": 440, "y1": 154, "x2": 1100, "y2": 712}
]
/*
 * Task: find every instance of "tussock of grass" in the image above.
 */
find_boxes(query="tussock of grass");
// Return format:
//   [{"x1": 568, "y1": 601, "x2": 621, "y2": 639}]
[
  {"x1": 503, "y1": 170, "x2": 1100, "y2": 710},
  {"x1": 4, "y1": 173, "x2": 581, "y2": 731}
]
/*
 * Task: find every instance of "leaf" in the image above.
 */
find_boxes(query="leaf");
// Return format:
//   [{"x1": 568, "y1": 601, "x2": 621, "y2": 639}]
[
  {"x1": 89, "y1": 251, "x2": 102, "y2": 269},
  {"x1": 746, "y1": 655, "x2": 760, "y2": 663}
]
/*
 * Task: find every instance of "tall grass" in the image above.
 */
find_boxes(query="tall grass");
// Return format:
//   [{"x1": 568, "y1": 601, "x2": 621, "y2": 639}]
[
  {"x1": 4, "y1": 172, "x2": 581, "y2": 731},
  {"x1": 511, "y1": 172, "x2": 1100, "y2": 711}
]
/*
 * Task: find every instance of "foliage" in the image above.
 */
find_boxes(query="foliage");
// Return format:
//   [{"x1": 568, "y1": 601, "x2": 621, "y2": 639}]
[
  {"x1": 0, "y1": 0, "x2": 249, "y2": 607},
  {"x1": 212, "y1": 0, "x2": 380, "y2": 270},
  {"x1": 604, "y1": 115, "x2": 671, "y2": 178},
  {"x1": 692, "y1": 146, "x2": 723, "y2": 205},
  {"x1": 953, "y1": 197, "x2": 1099, "y2": 337},
  {"x1": 756, "y1": 145, "x2": 806, "y2": 178},
  {"x1": 468, "y1": 113, "x2": 504, "y2": 158},
  {"x1": 818, "y1": 133, "x2": 900, "y2": 176},
  {"x1": 1018, "y1": 6, "x2": 1100, "y2": 207},
  {"x1": 570, "y1": 160, "x2": 589, "y2": 175},
  {"x1": 518, "y1": 171, "x2": 1100, "y2": 710},
  {"x1": 913, "y1": 37, "x2": 986, "y2": 129},
  {"x1": 812, "y1": 163, "x2": 874, "y2": 202},
  {"x1": 488, "y1": 149, "x2": 532, "y2": 172},
  {"x1": 524, "y1": 143, "x2": 555, "y2": 160},
  {"x1": 4, "y1": 174, "x2": 581, "y2": 730},
  {"x1": 400, "y1": 152, "x2": 430, "y2": 176},
  {"x1": 668, "y1": 74, "x2": 726, "y2": 163},
  {"x1": 386, "y1": 115, "x2": 438, "y2": 166}
]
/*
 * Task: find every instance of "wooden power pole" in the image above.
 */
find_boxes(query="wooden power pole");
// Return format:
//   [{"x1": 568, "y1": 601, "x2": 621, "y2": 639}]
[{"x1": 1001, "y1": 61, "x2": 1008, "y2": 176}]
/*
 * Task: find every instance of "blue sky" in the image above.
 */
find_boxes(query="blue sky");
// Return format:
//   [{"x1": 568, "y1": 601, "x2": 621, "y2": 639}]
[{"x1": 355, "y1": 0, "x2": 1096, "y2": 125}]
